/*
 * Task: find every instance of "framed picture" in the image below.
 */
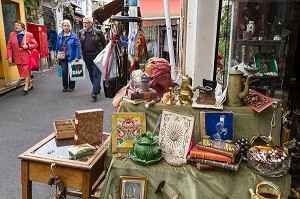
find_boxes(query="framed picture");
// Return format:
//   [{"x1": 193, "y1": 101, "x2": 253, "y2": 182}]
[
  {"x1": 112, "y1": 112, "x2": 146, "y2": 153},
  {"x1": 159, "y1": 110, "x2": 195, "y2": 164},
  {"x1": 200, "y1": 111, "x2": 234, "y2": 141},
  {"x1": 119, "y1": 176, "x2": 148, "y2": 199}
]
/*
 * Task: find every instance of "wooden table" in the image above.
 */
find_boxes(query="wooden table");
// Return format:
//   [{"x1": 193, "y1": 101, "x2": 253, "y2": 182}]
[{"x1": 19, "y1": 133, "x2": 110, "y2": 199}]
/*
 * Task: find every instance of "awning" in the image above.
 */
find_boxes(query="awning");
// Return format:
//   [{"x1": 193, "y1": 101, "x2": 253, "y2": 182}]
[
  {"x1": 93, "y1": 0, "x2": 124, "y2": 24},
  {"x1": 139, "y1": 0, "x2": 180, "y2": 26}
]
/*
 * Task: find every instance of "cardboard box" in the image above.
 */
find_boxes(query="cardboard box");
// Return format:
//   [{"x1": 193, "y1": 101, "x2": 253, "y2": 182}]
[{"x1": 54, "y1": 119, "x2": 75, "y2": 139}]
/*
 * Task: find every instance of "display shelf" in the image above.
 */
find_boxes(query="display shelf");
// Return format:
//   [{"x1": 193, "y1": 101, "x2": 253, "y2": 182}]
[{"x1": 236, "y1": 39, "x2": 287, "y2": 46}]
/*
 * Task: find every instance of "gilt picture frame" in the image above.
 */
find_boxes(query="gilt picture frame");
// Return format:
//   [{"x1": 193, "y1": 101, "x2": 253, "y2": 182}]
[
  {"x1": 119, "y1": 176, "x2": 148, "y2": 199},
  {"x1": 112, "y1": 112, "x2": 146, "y2": 153}
]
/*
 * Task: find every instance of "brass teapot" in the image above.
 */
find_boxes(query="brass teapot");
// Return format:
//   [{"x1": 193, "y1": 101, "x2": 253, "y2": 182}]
[
  {"x1": 226, "y1": 69, "x2": 252, "y2": 107},
  {"x1": 179, "y1": 75, "x2": 193, "y2": 104}
]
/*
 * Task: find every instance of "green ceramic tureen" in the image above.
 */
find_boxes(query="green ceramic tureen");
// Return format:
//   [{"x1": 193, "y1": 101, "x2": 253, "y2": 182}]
[{"x1": 129, "y1": 131, "x2": 162, "y2": 165}]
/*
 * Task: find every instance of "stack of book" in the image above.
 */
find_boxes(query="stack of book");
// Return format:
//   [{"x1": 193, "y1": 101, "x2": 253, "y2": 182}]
[
  {"x1": 188, "y1": 142, "x2": 242, "y2": 171},
  {"x1": 127, "y1": 88, "x2": 158, "y2": 100}
]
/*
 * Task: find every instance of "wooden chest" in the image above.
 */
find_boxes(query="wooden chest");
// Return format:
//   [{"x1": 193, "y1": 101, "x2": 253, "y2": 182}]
[{"x1": 54, "y1": 119, "x2": 75, "y2": 139}]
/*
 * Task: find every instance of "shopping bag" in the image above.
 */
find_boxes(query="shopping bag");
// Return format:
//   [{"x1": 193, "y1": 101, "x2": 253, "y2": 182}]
[
  {"x1": 93, "y1": 41, "x2": 111, "y2": 74},
  {"x1": 29, "y1": 49, "x2": 40, "y2": 71},
  {"x1": 57, "y1": 66, "x2": 62, "y2": 77},
  {"x1": 68, "y1": 60, "x2": 86, "y2": 81}
]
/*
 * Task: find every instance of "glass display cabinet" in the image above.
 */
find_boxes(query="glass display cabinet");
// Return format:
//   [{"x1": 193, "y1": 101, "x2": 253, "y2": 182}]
[{"x1": 217, "y1": 0, "x2": 297, "y2": 100}]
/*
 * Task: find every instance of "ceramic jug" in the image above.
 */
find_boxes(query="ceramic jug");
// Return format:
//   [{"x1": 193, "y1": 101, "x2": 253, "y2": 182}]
[{"x1": 226, "y1": 69, "x2": 252, "y2": 106}]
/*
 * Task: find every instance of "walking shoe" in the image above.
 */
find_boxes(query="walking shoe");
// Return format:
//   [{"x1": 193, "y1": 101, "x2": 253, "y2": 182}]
[
  {"x1": 91, "y1": 93, "x2": 97, "y2": 101},
  {"x1": 68, "y1": 89, "x2": 74, "y2": 92},
  {"x1": 23, "y1": 90, "x2": 28, "y2": 95},
  {"x1": 63, "y1": 88, "x2": 68, "y2": 92}
]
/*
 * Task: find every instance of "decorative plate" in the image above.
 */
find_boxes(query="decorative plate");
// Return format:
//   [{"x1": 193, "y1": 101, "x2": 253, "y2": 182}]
[{"x1": 129, "y1": 149, "x2": 163, "y2": 166}]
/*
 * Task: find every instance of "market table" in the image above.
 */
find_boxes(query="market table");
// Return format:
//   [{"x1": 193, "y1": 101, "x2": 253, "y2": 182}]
[
  {"x1": 19, "y1": 133, "x2": 110, "y2": 199},
  {"x1": 99, "y1": 155, "x2": 291, "y2": 199},
  {"x1": 99, "y1": 102, "x2": 290, "y2": 199},
  {"x1": 118, "y1": 101, "x2": 282, "y2": 145}
]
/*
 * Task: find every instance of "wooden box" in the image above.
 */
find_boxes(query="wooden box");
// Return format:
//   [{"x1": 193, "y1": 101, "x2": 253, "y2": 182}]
[{"x1": 54, "y1": 119, "x2": 75, "y2": 139}]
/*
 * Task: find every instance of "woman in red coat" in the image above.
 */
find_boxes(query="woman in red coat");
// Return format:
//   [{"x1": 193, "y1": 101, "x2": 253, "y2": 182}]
[{"x1": 7, "y1": 20, "x2": 38, "y2": 94}]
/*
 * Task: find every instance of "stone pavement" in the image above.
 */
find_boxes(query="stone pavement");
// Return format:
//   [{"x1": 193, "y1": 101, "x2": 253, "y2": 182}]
[{"x1": 0, "y1": 67, "x2": 116, "y2": 199}]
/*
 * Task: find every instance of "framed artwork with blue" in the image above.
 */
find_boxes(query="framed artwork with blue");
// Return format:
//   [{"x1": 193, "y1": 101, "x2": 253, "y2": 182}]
[
  {"x1": 200, "y1": 111, "x2": 234, "y2": 141},
  {"x1": 119, "y1": 176, "x2": 148, "y2": 199},
  {"x1": 128, "y1": 0, "x2": 137, "y2": 6}
]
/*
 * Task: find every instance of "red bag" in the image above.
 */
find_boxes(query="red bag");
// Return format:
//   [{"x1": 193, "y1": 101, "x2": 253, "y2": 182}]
[{"x1": 29, "y1": 49, "x2": 40, "y2": 71}]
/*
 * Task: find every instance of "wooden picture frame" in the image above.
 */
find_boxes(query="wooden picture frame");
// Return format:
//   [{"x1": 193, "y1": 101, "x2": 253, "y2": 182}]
[
  {"x1": 119, "y1": 176, "x2": 148, "y2": 199},
  {"x1": 112, "y1": 112, "x2": 146, "y2": 153}
]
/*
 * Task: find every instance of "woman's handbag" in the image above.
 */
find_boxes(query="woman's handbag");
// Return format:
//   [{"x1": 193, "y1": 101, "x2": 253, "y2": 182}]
[
  {"x1": 57, "y1": 51, "x2": 67, "y2": 60},
  {"x1": 24, "y1": 32, "x2": 40, "y2": 71},
  {"x1": 28, "y1": 49, "x2": 40, "y2": 71}
]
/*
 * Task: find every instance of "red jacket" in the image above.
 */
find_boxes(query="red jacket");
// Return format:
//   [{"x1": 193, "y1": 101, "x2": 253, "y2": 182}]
[{"x1": 7, "y1": 31, "x2": 38, "y2": 65}]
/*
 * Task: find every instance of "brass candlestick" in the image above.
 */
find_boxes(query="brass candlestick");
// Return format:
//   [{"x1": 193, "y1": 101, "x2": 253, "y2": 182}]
[
  {"x1": 202, "y1": 135, "x2": 213, "y2": 147},
  {"x1": 155, "y1": 181, "x2": 181, "y2": 199}
]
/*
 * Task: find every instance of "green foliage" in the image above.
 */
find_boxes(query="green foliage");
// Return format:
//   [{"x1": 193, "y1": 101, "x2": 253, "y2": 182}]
[{"x1": 24, "y1": 0, "x2": 39, "y2": 23}]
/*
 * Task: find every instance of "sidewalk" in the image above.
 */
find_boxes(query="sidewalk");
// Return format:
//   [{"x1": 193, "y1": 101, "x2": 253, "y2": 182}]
[{"x1": 0, "y1": 67, "x2": 115, "y2": 198}]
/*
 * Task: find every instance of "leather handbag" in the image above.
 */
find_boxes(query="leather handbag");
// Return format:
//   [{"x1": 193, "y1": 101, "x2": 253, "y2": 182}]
[
  {"x1": 103, "y1": 77, "x2": 120, "y2": 98},
  {"x1": 57, "y1": 51, "x2": 67, "y2": 60}
]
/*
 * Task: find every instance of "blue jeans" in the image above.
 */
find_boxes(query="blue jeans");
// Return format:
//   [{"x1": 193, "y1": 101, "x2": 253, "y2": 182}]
[
  {"x1": 60, "y1": 60, "x2": 75, "y2": 89},
  {"x1": 84, "y1": 55, "x2": 101, "y2": 94}
]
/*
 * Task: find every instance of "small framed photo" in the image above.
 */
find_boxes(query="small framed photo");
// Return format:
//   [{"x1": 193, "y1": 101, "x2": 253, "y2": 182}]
[
  {"x1": 119, "y1": 176, "x2": 148, "y2": 199},
  {"x1": 112, "y1": 112, "x2": 146, "y2": 153}
]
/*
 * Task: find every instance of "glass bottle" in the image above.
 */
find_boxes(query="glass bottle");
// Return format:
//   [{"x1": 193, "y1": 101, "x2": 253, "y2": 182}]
[{"x1": 247, "y1": 21, "x2": 255, "y2": 38}]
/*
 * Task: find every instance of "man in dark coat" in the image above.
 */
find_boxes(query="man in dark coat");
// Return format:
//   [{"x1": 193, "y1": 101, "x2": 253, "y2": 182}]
[{"x1": 79, "y1": 16, "x2": 106, "y2": 101}]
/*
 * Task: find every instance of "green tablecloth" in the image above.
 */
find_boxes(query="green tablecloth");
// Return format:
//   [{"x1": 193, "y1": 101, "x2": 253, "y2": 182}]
[
  {"x1": 118, "y1": 101, "x2": 282, "y2": 145},
  {"x1": 100, "y1": 155, "x2": 291, "y2": 199}
]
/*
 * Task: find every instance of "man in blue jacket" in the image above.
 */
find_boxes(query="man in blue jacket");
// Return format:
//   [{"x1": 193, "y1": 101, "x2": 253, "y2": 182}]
[{"x1": 79, "y1": 16, "x2": 107, "y2": 101}]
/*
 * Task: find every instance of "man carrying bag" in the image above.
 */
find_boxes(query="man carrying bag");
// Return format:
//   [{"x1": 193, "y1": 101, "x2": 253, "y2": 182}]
[{"x1": 79, "y1": 16, "x2": 107, "y2": 101}]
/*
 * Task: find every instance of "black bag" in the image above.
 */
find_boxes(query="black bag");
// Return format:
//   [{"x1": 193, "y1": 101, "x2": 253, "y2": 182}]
[{"x1": 103, "y1": 77, "x2": 120, "y2": 98}]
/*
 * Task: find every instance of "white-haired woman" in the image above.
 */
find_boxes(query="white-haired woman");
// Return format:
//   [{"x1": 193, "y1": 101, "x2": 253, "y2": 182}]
[
  {"x1": 79, "y1": 16, "x2": 106, "y2": 100},
  {"x1": 56, "y1": 19, "x2": 81, "y2": 92}
]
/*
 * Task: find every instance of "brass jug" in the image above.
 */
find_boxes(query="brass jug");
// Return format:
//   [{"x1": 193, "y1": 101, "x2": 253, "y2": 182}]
[
  {"x1": 226, "y1": 69, "x2": 252, "y2": 107},
  {"x1": 180, "y1": 75, "x2": 193, "y2": 104}
]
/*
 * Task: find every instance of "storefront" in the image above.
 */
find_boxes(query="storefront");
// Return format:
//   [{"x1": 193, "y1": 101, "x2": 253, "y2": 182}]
[
  {"x1": 139, "y1": 0, "x2": 180, "y2": 62},
  {"x1": 0, "y1": 0, "x2": 26, "y2": 93}
]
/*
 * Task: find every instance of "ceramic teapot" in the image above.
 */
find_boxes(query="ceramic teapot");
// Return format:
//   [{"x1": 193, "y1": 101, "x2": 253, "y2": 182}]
[
  {"x1": 249, "y1": 181, "x2": 282, "y2": 199},
  {"x1": 132, "y1": 131, "x2": 162, "y2": 162},
  {"x1": 226, "y1": 69, "x2": 252, "y2": 106}
]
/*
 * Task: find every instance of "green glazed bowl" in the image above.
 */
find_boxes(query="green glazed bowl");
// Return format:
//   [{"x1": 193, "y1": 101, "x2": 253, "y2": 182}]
[{"x1": 130, "y1": 131, "x2": 162, "y2": 163}]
